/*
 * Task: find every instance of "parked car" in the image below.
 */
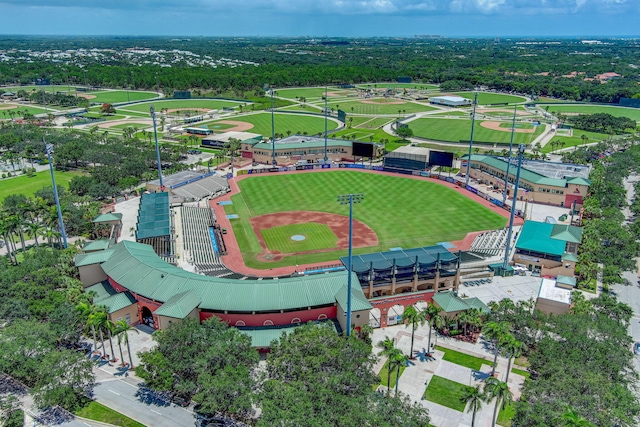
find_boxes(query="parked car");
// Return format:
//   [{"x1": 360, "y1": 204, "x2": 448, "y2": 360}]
[{"x1": 633, "y1": 342, "x2": 640, "y2": 355}]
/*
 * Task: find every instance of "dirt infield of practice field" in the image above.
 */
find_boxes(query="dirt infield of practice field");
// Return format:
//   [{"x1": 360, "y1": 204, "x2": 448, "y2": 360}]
[
  {"x1": 479, "y1": 120, "x2": 535, "y2": 133},
  {"x1": 0, "y1": 104, "x2": 19, "y2": 110},
  {"x1": 214, "y1": 120, "x2": 255, "y2": 132},
  {"x1": 360, "y1": 99, "x2": 405, "y2": 105},
  {"x1": 250, "y1": 211, "x2": 378, "y2": 262},
  {"x1": 76, "y1": 93, "x2": 96, "y2": 100}
]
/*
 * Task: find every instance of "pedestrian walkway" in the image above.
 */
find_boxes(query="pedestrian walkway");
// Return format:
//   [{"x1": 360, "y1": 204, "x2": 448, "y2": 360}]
[{"x1": 371, "y1": 322, "x2": 526, "y2": 427}]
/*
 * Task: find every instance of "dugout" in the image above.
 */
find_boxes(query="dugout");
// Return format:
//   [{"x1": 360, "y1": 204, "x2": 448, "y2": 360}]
[{"x1": 342, "y1": 246, "x2": 460, "y2": 298}]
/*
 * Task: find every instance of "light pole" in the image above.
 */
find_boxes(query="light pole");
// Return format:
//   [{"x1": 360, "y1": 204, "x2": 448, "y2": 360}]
[
  {"x1": 150, "y1": 106, "x2": 164, "y2": 189},
  {"x1": 502, "y1": 144, "x2": 526, "y2": 271},
  {"x1": 324, "y1": 85, "x2": 328, "y2": 163},
  {"x1": 502, "y1": 105, "x2": 518, "y2": 205},
  {"x1": 45, "y1": 142, "x2": 67, "y2": 249},
  {"x1": 270, "y1": 87, "x2": 276, "y2": 167},
  {"x1": 337, "y1": 193, "x2": 365, "y2": 337},
  {"x1": 465, "y1": 92, "x2": 479, "y2": 188}
]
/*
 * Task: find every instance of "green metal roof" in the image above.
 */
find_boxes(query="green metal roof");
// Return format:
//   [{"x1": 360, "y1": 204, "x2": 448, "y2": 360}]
[
  {"x1": 154, "y1": 291, "x2": 202, "y2": 319},
  {"x1": 515, "y1": 221, "x2": 567, "y2": 256},
  {"x1": 93, "y1": 213, "x2": 123, "y2": 223},
  {"x1": 550, "y1": 224, "x2": 583, "y2": 244},
  {"x1": 98, "y1": 241, "x2": 369, "y2": 313},
  {"x1": 561, "y1": 252, "x2": 579, "y2": 262},
  {"x1": 83, "y1": 240, "x2": 111, "y2": 252},
  {"x1": 252, "y1": 140, "x2": 350, "y2": 151},
  {"x1": 74, "y1": 249, "x2": 115, "y2": 267},
  {"x1": 556, "y1": 275, "x2": 577, "y2": 287},
  {"x1": 239, "y1": 322, "x2": 337, "y2": 348},
  {"x1": 136, "y1": 192, "x2": 170, "y2": 239},
  {"x1": 566, "y1": 177, "x2": 592, "y2": 186},
  {"x1": 334, "y1": 287, "x2": 373, "y2": 312},
  {"x1": 86, "y1": 281, "x2": 136, "y2": 314},
  {"x1": 466, "y1": 155, "x2": 566, "y2": 187},
  {"x1": 433, "y1": 291, "x2": 489, "y2": 313}
]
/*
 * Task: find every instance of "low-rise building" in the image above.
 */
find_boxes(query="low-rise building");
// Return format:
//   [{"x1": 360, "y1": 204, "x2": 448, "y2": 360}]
[
  {"x1": 429, "y1": 96, "x2": 472, "y2": 107},
  {"x1": 535, "y1": 277, "x2": 572, "y2": 315}
]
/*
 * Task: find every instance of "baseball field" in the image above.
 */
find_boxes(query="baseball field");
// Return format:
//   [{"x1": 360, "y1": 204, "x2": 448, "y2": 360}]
[
  {"x1": 539, "y1": 104, "x2": 640, "y2": 122},
  {"x1": 203, "y1": 112, "x2": 340, "y2": 136},
  {"x1": 224, "y1": 170, "x2": 506, "y2": 268},
  {"x1": 409, "y1": 118, "x2": 544, "y2": 145}
]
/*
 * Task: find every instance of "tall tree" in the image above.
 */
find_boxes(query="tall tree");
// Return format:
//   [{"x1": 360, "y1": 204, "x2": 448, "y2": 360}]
[
  {"x1": 484, "y1": 377, "x2": 513, "y2": 427},
  {"x1": 460, "y1": 384, "x2": 484, "y2": 427},
  {"x1": 401, "y1": 305, "x2": 426, "y2": 359}
]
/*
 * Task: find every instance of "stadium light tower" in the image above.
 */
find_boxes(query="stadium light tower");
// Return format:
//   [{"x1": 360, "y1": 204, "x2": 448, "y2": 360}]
[
  {"x1": 324, "y1": 85, "x2": 328, "y2": 163},
  {"x1": 150, "y1": 106, "x2": 164, "y2": 189},
  {"x1": 502, "y1": 105, "x2": 518, "y2": 205},
  {"x1": 337, "y1": 193, "x2": 365, "y2": 337},
  {"x1": 464, "y1": 91, "x2": 479, "y2": 188},
  {"x1": 45, "y1": 141, "x2": 68, "y2": 249},
  {"x1": 270, "y1": 86, "x2": 276, "y2": 167},
  {"x1": 502, "y1": 144, "x2": 526, "y2": 271}
]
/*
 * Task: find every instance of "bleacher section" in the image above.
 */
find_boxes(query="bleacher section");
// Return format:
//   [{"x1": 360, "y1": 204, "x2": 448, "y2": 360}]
[
  {"x1": 172, "y1": 175, "x2": 229, "y2": 202},
  {"x1": 181, "y1": 206, "x2": 230, "y2": 276},
  {"x1": 469, "y1": 228, "x2": 508, "y2": 257}
]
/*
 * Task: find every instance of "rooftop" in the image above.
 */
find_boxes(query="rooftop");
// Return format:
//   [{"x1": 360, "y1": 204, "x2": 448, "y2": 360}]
[
  {"x1": 343, "y1": 245, "x2": 457, "y2": 273},
  {"x1": 86, "y1": 281, "x2": 137, "y2": 314},
  {"x1": 431, "y1": 96, "x2": 469, "y2": 102},
  {"x1": 253, "y1": 138, "x2": 353, "y2": 151},
  {"x1": 93, "y1": 212, "x2": 123, "y2": 223},
  {"x1": 515, "y1": 220, "x2": 582, "y2": 256},
  {"x1": 432, "y1": 291, "x2": 490, "y2": 313},
  {"x1": 97, "y1": 240, "x2": 372, "y2": 314},
  {"x1": 136, "y1": 192, "x2": 170, "y2": 240},
  {"x1": 82, "y1": 240, "x2": 112, "y2": 252},
  {"x1": 202, "y1": 131, "x2": 262, "y2": 144},
  {"x1": 149, "y1": 170, "x2": 224, "y2": 189},
  {"x1": 537, "y1": 278, "x2": 572, "y2": 305}
]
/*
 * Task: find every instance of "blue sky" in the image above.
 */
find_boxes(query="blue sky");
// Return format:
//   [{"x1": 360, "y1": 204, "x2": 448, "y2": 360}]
[{"x1": 0, "y1": 0, "x2": 638, "y2": 37}]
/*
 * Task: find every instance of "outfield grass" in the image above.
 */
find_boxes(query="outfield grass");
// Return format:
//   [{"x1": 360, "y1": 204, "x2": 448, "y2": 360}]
[
  {"x1": 435, "y1": 346, "x2": 491, "y2": 371},
  {"x1": 82, "y1": 113, "x2": 128, "y2": 122},
  {"x1": 208, "y1": 112, "x2": 338, "y2": 137},
  {"x1": 542, "y1": 129, "x2": 607, "y2": 153},
  {"x1": 75, "y1": 401, "x2": 146, "y2": 427},
  {"x1": 327, "y1": 100, "x2": 436, "y2": 115},
  {"x1": 86, "y1": 90, "x2": 158, "y2": 104},
  {"x1": 0, "y1": 105, "x2": 52, "y2": 117},
  {"x1": 0, "y1": 170, "x2": 82, "y2": 201},
  {"x1": 107, "y1": 122, "x2": 152, "y2": 130},
  {"x1": 423, "y1": 376, "x2": 473, "y2": 412},
  {"x1": 357, "y1": 83, "x2": 439, "y2": 90},
  {"x1": 354, "y1": 117, "x2": 394, "y2": 129},
  {"x1": 410, "y1": 118, "x2": 544, "y2": 145},
  {"x1": 227, "y1": 171, "x2": 506, "y2": 268},
  {"x1": 261, "y1": 223, "x2": 337, "y2": 253},
  {"x1": 119, "y1": 99, "x2": 243, "y2": 113},
  {"x1": 276, "y1": 87, "x2": 355, "y2": 100},
  {"x1": 4, "y1": 85, "x2": 77, "y2": 93},
  {"x1": 540, "y1": 104, "x2": 640, "y2": 121},
  {"x1": 452, "y1": 92, "x2": 527, "y2": 105},
  {"x1": 498, "y1": 122, "x2": 534, "y2": 129},
  {"x1": 378, "y1": 359, "x2": 407, "y2": 388}
]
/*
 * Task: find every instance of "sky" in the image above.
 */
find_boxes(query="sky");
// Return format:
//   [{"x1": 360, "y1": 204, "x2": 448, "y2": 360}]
[{"x1": 0, "y1": 0, "x2": 638, "y2": 37}]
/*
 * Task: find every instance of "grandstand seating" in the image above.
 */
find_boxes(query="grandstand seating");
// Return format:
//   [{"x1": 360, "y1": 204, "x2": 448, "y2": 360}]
[
  {"x1": 469, "y1": 228, "x2": 509, "y2": 257},
  {"x1": 173, "y1": 175, "x2": 230, "y2": 202},
  {"x1": 181, "y1": 206, "x2": 232, "y2": 276}
]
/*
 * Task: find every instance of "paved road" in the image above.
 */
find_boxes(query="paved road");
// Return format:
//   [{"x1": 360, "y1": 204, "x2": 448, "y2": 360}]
[{"x1": 93, "y1": 377, "x2": 197, "y2": 427}]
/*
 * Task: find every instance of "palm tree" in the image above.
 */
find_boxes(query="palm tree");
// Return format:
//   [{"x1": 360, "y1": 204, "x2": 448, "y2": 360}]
[
  {"x1": 502, "y1": 334, "x2": 525, "y2": 385},
  {"x1": 559, "y1": 405, "x2": 595, "y2": 427},
  {"x1": 401, "y1": 305, "x2": 426, "y2": 359},
  {"x1": 483, "y1": 321, "x2": 510, "y2": 377},
  {"x1": 76, "y1": 302, "x2": 100, "y2": 355},
  {"x1": 390, "y1": 350, "x2": 409, "y2": 396},
  {"x1": 581, "y1": 134, "x2": 588, "y2": 147},
  {"x1": 360, "y1": 323, "x2": 374, "y2": 345},
  {"x1": 460, "y1": 384, "x2": 484, "y2": 427},
  {"x1": 0, "y1": 215, "x2": 16, "y2": 264},
  {"x1": 114, "y1": 319, "x2": 135, "y2": 367},
  {"x1": 89, "y1": 309, "x2": 110, "y2": 358},
  {"x1": 378, "y1": 336, "x2": 397, "y2": 396},
  {"x1": 484, "y1": 377, "x2": 513, "y2": 427},
  {"x1": 425, "y1": 303, "x2": 444, "y2": 353}
]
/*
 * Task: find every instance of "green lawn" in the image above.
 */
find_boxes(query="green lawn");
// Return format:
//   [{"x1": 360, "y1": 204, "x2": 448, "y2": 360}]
[
  {"x1": 327, "y1": 100, "x2": 436, "y2": 115},
  {"x1": 276, "y1": 87, "x2": 355, "y2": 101},
  {"x1": 207, "y1": 112, "x2": 338, "y2": 137},
  {"x1": 429, "y1": 111, "x2": 470, "y2": 118},
  {"x1": 410, "y1": 118, "x2": 544, "y2": 145},
  {"x1": 119, "y1": 99, "x2": 243, "y2": 113},
  {"x1": 542, "y1": 129, "x2": 607, "y2": 153},
  {"x1": 4, "y1": 85, "x2": 77, "y2": 93},
  {"x1": 357, "y1": 83, "x2": 439, "y2": 90},
  {"x1": 498, "y1": 122, "x2": 534, "y2": 129},
  {"x1": 511, "y1": 367, "x2": 530, "y2": 379},
  {"x1": 423, "y1": 376, "x2": 473, "y2": 412},
  {"x1": 86, "y1": 90, "x2": 158, "y2": 104},
  {"x1": 82, "y1": 113, "x2": 128, "y2": 121},
  {"x1": 540, "y1": 104, "x2": 640, "y2": 122},
  {"x1": 378, "y1": 359, "x2": 407, "y2": 388},
  {"x1": 435, "y1": 346, "x2": 491, "y2": 371},
  {"x1": 0, "y1": 105, "x2": 52, "y2": 118},
  {"x1": 354, "y1": 117, "x2": 394, "y2": 129},
  {"x1": 108, "y1": 122, "x2": 153, "y2": 130},
  {"x1": 227, "y1": 171, "x2": 506, "y2": 268},
  {"x1": 497, "y1": 400, "x2": 516, "y2": 427},
  {"x1": 0, "y1": 170, "x2": 82, "y2": 201},
  {"x1": 451, "y1": 92, "x2": 527, "y2": 105},
  {"x1": 75, "y1": 401, "x2": 146, "y2": 427},
  {"x1": 261, "y1": 223, "x2": 338, "y2": 253}
]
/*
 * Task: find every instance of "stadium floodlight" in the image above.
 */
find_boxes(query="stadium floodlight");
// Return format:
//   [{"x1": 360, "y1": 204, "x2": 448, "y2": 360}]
[
  {"x1": 270, "y1": 86, "x2": 276, "y2": 167},
  {"x1": 464, "y1": 91, "x2": 479, "y2": 188},
  {"x1": 503, "y1": 144, "x2": 526, "y2": 271},
  {"x1": 150, "y1": 106, "x2": 164, "y2": 188},
  {"x1": 337, "y1": 193, "x2": 365, "y2": 337},
  {"x1": 44, "y1": 141, "x2": 68, "y2": 249},
  {"x1": 324, "y1": 85, "x2": 328, "y2": 162},
  {"x1": 502, "y1": 104, "x2": 518, "y2": 205}
]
